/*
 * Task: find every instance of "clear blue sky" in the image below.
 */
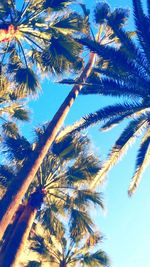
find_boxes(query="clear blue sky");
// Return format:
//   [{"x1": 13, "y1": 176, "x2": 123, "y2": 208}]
[{"x1": 22, "y1": 1, "x2": 150, "y2": 267}]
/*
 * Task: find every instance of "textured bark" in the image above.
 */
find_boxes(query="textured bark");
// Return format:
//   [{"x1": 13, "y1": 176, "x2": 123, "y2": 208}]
[
  {"x1": 0, "y1": 52, "x2": 96, "y2": 240},
  {"x1": 0, "y1": 191, "x2": 43, "y2": 267}
]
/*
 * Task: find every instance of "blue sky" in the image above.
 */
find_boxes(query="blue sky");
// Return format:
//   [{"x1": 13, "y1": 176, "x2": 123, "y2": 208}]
[{"x1": 22, "y1": 1, "x2": 150, "y2": 267}]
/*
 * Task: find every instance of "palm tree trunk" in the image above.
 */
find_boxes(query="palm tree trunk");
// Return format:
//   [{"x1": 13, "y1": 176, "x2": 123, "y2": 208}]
[
  {"x1": 0, "y1": 52, "x2": 96, "y2": 240},
  {"x1": 0, "y1": 204, "x2": 25, "y2": 254},
  {"x1": 0, "y1": 190, "x2": 43, "y2": 267}
]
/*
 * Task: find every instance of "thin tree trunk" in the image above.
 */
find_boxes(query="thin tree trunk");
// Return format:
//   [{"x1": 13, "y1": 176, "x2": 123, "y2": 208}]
[
  {"x1": 0, "y1": 191, "x2": 43, "y2": 267},
  {"x1": 0, "y1": 52, "x2": 96, "y2": 240}
]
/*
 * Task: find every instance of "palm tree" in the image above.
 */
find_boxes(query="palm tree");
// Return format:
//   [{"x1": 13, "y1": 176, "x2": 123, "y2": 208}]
[
  {"x1": 0, "y1": 131, "x2": 104, "y2": 266},
  {"x1": 0, "y1": 1, "x2": 130, "y2": 241},
  {"x1": 26, "y1": 222, "x2": 110, "y2": 267},
  {"x1": 0, "y1": 1, "x2": 111, "y2": 239},
  {"x1": 0, "y1": 0, "x2": 88, "y2": 95},
  {"x1": 64, "y1": 1, "x2": 150, "y2": 195}
]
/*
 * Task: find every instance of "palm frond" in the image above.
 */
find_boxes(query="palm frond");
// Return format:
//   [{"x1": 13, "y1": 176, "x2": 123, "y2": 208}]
[
  {"x1": 43, "y1": 0, "x2": 74, "y2": 10},
  {"x1": 4, "y1": 135, "x2": 32, "y2": 161},
  {"x1": 132, "y1": 0, "x2": 150, "y2": 65},
  {"x1": 52, "y1": 12, "x2": 89, "y2": 34},
  {"x1": 74, "y1": 190, "x2": 104, "y2": 209},
  {"x1": 128, "y1": 128, "x2": 150, "y2": 195},
  {"x1": 77, "y1": 37, "x2": 146, "y2": 81},
  {"x1": 91, "y1": 116, "x2": 148, "y2": 188},
  {"x1": 81, "y1": 77, "x2": 146, "y2": 98},
  {"x1": 12, "y1": 108, "x2": 30, "y2": 121},
  {"x1": 14, "y1": 67, "x2": 40, "y2": 95},
  {"x1": 2, "y1": 122, "x2": 19, "y2": 137},
  {"x1": 94, "y1": 2, "x2": 111, "y2": 24},
  {"x1": 83, "y1": 250, "x2": 110, "y2": 267},
  {"x1": 70, "y1": 209, "x2": 94, "y2": 241}
]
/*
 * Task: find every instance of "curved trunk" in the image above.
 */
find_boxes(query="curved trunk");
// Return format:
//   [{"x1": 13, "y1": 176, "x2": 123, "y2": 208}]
[
  {"x1": 0, "y1": 52, "x2": 96, "y2": 240},
  {"x1": 0, "y1": 191, "x2": 43, "y2": 267}
]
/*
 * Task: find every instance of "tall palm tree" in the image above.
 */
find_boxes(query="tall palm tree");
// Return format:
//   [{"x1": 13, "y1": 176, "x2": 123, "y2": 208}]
[
  {"x1": 0, "y1": 132, "x2": 103, "y2": 266},
  {"x1": 0, "y1": 1, "x2": 110, "y2": 239},
  {"x1": 0, "y1": 1, "x2": 130, "y2": 240},
  {"x1": 65, "y1": 1, "x2": 150, "y2": 194},
  {"x1": 26, "y1": 222, "x2": 110, "y2": 267}
]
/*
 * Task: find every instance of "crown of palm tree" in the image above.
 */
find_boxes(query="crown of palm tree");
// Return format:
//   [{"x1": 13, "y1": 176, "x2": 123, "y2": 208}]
[
  {"x1": 1, "y1": 129, "x2": 103, "y2": 234},
  {"x1": 0, "y1": 0, "x2": 88, "y2": 95},
  {"x1": 26, "y1": 220, "x2": 110, "y2": 267},
  {"x1": 58, "y1": 1, "x2": 150, "y2": 195}
]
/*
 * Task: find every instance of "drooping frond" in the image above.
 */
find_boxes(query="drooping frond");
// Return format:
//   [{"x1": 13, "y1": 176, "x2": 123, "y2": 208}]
[
  {"x1": 14, "y1": 67, "x2": 40, "y2": 95},
  {"x1": 91, "y1": 116, "x2": 148, "y2": 188},
  {"x1": 132, "y1": 0, "x2": 150, "y2": 65},
  {"x1": 77, "y1": 37, "x2": 148, "y2": 84},
  {"x1": 4, "y1": 135, "x2": 32, "y2": 161},
  {"x1": 68, "y1": 102, "x2": 150, "y2": 134},
  {"x1": 83, "y1": 250, "x2": 110, "y2": 267},
  {"x1": 74, "y1": 190, "x2": 104, "y2": 209},
  {"x1": 12, "y1": 108, "x2": 30, "y2": 121},
  {"x1": 2, "y1": 122, "x2": 19, "y2": 138},
  {"x1": 70, "y1": 209, "x2": 94, "y2": 241},
  {"x1": 128, "y1": 128, "x2": 150, "y2": 195}
]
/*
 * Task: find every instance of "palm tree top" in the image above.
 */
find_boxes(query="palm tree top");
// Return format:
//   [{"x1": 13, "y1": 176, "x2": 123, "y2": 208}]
[{"x1": 0, "y1": 0, "x2": 88, "y2": 95}]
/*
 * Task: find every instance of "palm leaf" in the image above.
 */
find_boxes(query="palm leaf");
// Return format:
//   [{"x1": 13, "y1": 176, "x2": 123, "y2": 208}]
[
  {"x1": 81, "y1": 77, "x2": 146, "y2": 98},
  {"x1": 74, "y1": 190, "x2": 104, "y2": 209},
  {"x1": 12, "y1": 108, "x2": 30, "y2": 121},
  {"x1": 77, "y1": 37, "x2": 149, "y2": 87},
  {"x1": 14, "y1": 67, "x2": 40, "y2": 95},
  {"x1": 4, "y1": 135, "x2": 32, "y2": 161},
  {"x1": 128, "y1": 128, "x2": 150, "y2": 195},
  {"x1": 52, "y1": 12, "x2": 88, "y2": 34},
  {"x1": 2, "y1": 122, "x2": 19, "y2": 137},
  {"x1": 70, "y1": 209, "x2": 94, "y2": 241},
  {"x1": 91, "y1": 116, "x2": 148, "y2": 188},
  {"x1": 43, "y1": 0, "x2": 73, "y2": 10},
  {"x1": 83, "y1": 250, "x2": 110, "y2": 267},
  {"x1": 132, "y1": 0, "x2": 150, "y2": 65}
]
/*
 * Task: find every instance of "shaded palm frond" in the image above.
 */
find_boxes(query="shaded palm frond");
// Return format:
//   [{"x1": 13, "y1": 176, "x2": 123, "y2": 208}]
[
  {"x1": 2, "y1": 122, "x2": 19, "y2": 138},
  {"x1": 132, "y1": 0, "x2": 150, "y2": 65},
  {"x1": 12, "y1": 108, "x2": 30, "y2": 121},
  {"x1": 4, "y1": 135, "x2": 32, "y2": 161},
  {"x1": 14, "y1": 67, "x2": 40, "y2": 95},
  {"x1": 74, "y1": 190, "x2": 104, "y2": 209},
  {"x1": 70, "y1": 209, "x2": 94, "y2": 241},
  {"x1": 83, "y1": 250, "x2": 110, "y2": 267}
]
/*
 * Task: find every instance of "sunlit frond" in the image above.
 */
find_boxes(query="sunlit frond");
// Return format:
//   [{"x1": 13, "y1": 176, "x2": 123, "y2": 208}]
[
  {"x1": 128, "y1": 128, "x2": 150, "y2": 195},
  {"x1": 91, "y1": 116, "x2": 148, "y2": 188}
]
